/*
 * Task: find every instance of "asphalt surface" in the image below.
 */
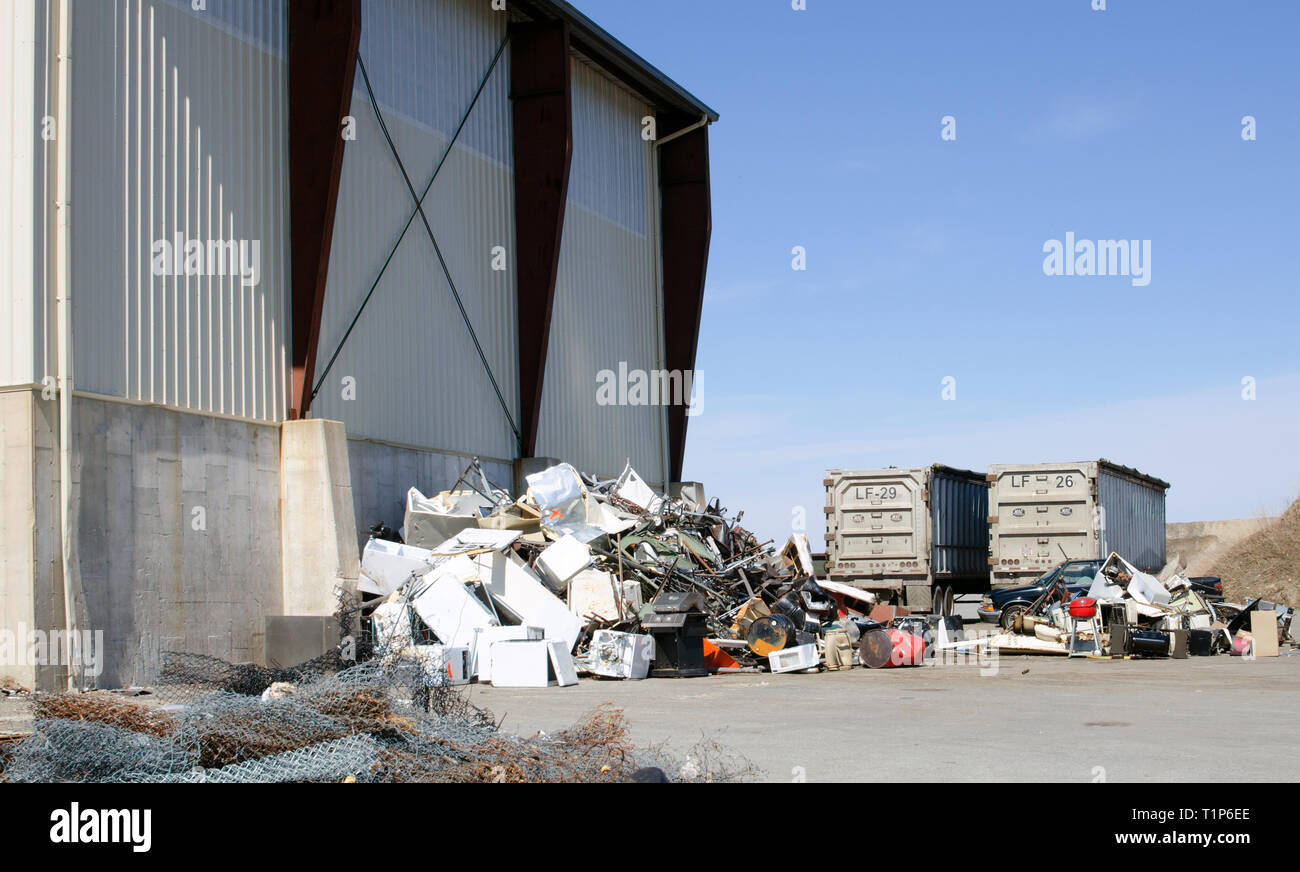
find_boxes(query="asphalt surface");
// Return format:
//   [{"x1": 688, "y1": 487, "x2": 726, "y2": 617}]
[
  {"x1": 466, "y1": 652, "x2": 1300, "y2": 782},
  {"x1": 4, "y1": 633, "x2": 1295, "y2": 783}
]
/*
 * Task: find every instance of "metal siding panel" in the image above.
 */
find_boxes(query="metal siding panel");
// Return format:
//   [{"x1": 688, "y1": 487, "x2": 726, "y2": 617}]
[
  {"x1": 312, "y1": 0, "x2": 516, "y2": 460},
  {"x1": 67, "y1": 0, "x2": 290, "y2": 421},
  {"x1": 0, "y1": 1, "x2": 44, "y2": 387},
  {"x1": 1098, "y1": 467, "x2": 1167, "y2": 573},
  {"x1": 534, "y1": 59, "x2": 664, "y2": 482}
]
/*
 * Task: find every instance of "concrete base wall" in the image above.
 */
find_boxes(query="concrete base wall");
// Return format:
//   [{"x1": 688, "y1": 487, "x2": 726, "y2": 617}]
[
  {"x1": 2, "y1": 390, "x2": 285, "y2": 689},
  {"x1": 74, "y1": 395, "x2": 284, "y2": 687},
  {"x1": 0, "y1": 389, "x2": 63, "y2": 690},
  {"x1": 281, "y1": 419, "x2": 359, "y2": 616},
  {"x1": 3, "y1": 389, "x2": 520, "y2": 690},
  {"x1": 346, "y1": 438, "x2": 510, "y2": 552},
  {"x1": 1166, "y1": 518, "x2": 1277, "y2": 577}
]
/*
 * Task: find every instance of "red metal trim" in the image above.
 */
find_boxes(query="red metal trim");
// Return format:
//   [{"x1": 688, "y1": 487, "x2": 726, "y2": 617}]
[
  {"x1": 658, "y1": 116, "x2": 711, "y2": 482},
  {"x1": 510, "y1": 20, "x2": 572, "y2": 457},
  {"x1": 288, "y1": 0, "x2": 361, "y2": 420}
]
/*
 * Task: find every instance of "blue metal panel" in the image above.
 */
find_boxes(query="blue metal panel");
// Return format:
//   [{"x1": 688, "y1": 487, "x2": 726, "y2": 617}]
[{"x1": 929, "y1": 466, "x2": 989, "y2": 581}]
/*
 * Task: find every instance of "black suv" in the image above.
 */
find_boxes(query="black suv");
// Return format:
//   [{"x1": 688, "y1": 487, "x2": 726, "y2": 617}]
[{"x1": 979, "y1": 559, "x2": 1102, "y2": 629}]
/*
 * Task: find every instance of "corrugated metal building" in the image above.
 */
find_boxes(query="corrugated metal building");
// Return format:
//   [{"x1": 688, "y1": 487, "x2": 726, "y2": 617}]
[{"x1": 1, "y1": 0, "x2": 716, "y2": 688}]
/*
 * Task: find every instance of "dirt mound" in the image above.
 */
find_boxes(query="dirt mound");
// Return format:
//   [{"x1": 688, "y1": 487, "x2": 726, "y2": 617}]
[{"x1": 1207, "y1": 497, "x2": 1300, "y2": 605}]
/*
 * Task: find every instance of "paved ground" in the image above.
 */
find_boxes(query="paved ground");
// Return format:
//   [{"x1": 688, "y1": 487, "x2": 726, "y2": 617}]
[
  {"x1": 4, "y1": 647, "x2": 1295, "y2": 783},
  {"x1": 465, "y1": 653, "x2": 1300, "y2": 782}
]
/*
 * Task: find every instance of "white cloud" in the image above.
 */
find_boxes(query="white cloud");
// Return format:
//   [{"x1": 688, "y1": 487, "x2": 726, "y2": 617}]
[{"x1": 1029, "y1": 96, "x2": 1136, "y2": 141}]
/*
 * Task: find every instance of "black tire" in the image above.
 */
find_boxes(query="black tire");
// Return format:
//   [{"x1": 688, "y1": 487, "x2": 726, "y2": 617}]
[
  {"x1": 999, "y1": 603, "x2": 1028, "y2": 631},
  {"x1": 933, "y1": 585, "x2": 950, "y2": 616}
]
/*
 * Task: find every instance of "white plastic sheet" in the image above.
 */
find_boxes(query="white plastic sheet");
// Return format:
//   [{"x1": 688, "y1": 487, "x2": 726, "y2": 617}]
[
  {"x1": 1088, "y1": 551, "x2": 1171, "y2": 605},
  {"x1": 429, "y1": 528, "x2": 520, "y2": 556},
  {"x1": 614, "y1": 463, "x2": 663, "y2": 514},
  {"x1": 525, "y1": 463, "x2": 604, "y2": 542}
]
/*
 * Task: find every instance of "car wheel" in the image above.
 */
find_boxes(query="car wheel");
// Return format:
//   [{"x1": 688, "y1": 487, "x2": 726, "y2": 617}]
[
  {"x1": 1000, "y1": 603, "x2": 1028, "y2": 631},
  {"x1": 934, "y1": 585, "x2": 950, "y2": 616}
]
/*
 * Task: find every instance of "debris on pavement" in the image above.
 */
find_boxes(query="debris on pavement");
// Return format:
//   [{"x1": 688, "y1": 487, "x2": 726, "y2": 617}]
[
  {"x1": 988, "y1": 550, "x2": 1294, "y2": 659},
  {"x1": 356, "y1": 459, "x2": 903, "y2": 682}
]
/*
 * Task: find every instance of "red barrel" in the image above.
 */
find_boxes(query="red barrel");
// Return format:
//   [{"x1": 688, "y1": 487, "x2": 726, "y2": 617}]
[
  {"x1": 860, "y1": 628, "x2": 925, "y2": 668},
  {"x1": 1068, "y1": 597, "x2": 1097, "y2": 619}
]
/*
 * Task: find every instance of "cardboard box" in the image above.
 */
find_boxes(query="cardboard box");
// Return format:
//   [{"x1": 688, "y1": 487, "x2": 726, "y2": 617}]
[{"x1": 1250, "y1": 610, "x2": 1279, "y2": 657}]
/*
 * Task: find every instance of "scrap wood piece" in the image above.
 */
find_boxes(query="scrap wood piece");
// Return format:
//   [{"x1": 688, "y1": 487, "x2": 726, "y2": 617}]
[
  {"x1": 780, "y1": 534, "x2": 816, "y2": 578},
  {"x1": 988, "y1": 630, "x2": 1070, "y2": 655}
]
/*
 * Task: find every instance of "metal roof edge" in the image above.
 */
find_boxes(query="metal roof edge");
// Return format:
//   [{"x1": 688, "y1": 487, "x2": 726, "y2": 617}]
[
  {"x1": 1097, "y1": 458, "x2": 1172, "y2": 491},
  {"x1": 515, "y1": 0, "x2": 719, "y2": 122}
]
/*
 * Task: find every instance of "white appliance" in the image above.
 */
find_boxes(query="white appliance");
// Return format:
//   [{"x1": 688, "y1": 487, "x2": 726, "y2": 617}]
[
  {"x1": 488, "y1": 639, "x2": 578, "y2": 687},
  {"x1": 411, "y1": 644, "x2": 470, "y2": 686},
  {"x1": 588, "y1": 630, "x2": 654, "y2": 680},
  {"x1": 471, "y1": 625, "x2": 542, "y2": 681},
  {"x1": 409, "y1": 554, "x2": 498, "y2": 649},
  {"x1": 768, "y1": 643, "x2": 819, "y2": 673}
]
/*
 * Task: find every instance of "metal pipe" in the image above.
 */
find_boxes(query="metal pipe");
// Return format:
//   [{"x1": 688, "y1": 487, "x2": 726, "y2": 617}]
[
  {"x1": 653, "y1": 114, "x2": 708, "y2": 149},
  {"x1": 54, "y1": 0, "x2": 81, "y2": 691},
  {"x1": 651, "y1": 115, "x2": 707, "y2": 489}
]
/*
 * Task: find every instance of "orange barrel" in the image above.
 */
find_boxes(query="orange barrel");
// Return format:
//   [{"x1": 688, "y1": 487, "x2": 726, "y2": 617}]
[
  {"x1": 860, "y1": 628, "x2": 925, "y2": 668},
  {"x1": 746, "y1": 614, "x2": 797, "y2": 657}
]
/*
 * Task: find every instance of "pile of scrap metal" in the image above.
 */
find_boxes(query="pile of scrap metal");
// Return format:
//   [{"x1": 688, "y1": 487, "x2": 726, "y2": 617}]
[
  {"x1": 989, "y1": 551, "x2": 1295, "y2": 659},
  {"x1": 355, "y1": 459, "x2": 923, "y2": 683}
]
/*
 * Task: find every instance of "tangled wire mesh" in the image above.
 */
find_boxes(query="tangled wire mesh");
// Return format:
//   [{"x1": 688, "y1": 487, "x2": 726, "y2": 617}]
[{"x1": 1, "y1": 654, "x2": 759, "y2": 784}]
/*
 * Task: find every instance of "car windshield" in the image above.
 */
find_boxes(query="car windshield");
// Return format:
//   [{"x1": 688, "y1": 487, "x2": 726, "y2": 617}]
[{"x1": 1061, "y1": 563, "x2": 1096, "y2": 587}]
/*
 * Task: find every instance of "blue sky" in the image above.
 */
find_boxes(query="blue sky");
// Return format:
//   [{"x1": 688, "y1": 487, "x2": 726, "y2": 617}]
[{"x1": 578, "y1": 0, "x2": 1300, "y2": 543}]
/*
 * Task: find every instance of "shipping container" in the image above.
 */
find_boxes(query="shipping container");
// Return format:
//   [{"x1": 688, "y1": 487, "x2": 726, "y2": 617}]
[
  {"x1": 987, "y1": 459, "x2": 1169, "y2": 586},
  {"x1": 823, "y1": 465, "x2": 989, "y2": 613}
]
